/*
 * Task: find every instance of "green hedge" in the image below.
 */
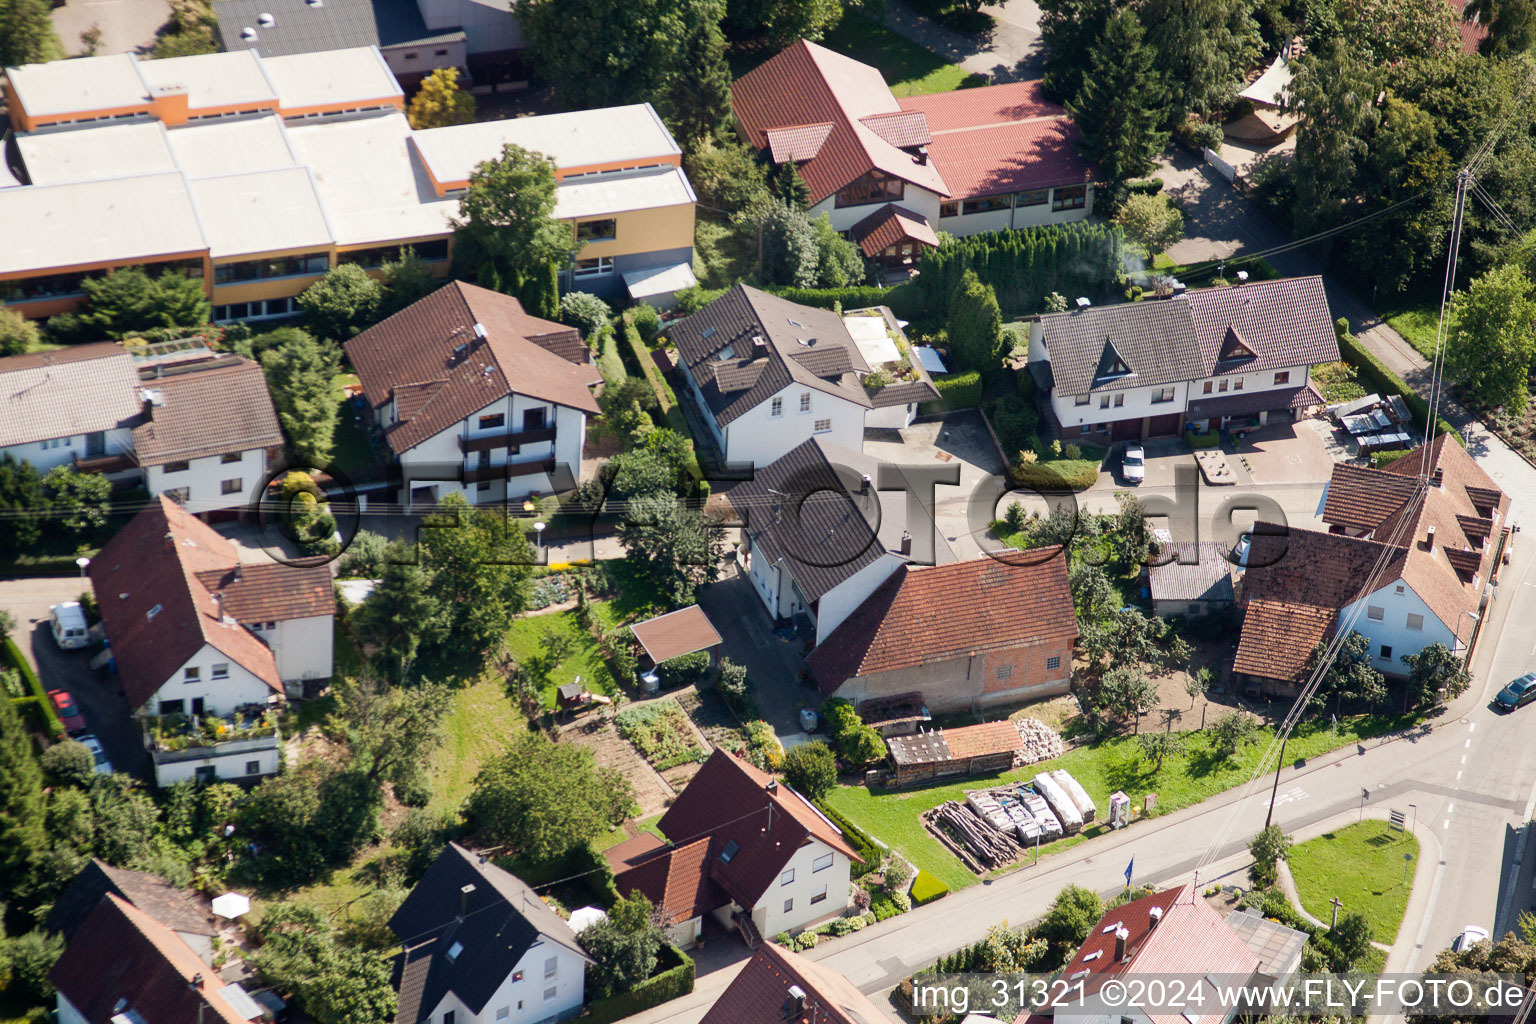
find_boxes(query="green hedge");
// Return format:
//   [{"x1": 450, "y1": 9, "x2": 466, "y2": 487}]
[
  {"x1": 3, "y1": 637, "x2": 63, "y2": 740},
  {"x1": 582, "y1": 945, "x2": 695, "y2": 1024},
  {"x1": 926, "y1": 370, "x2": 982, "y2": 412},
  {"x1": 1335, "y1": 327, "x2": 1461, "y2": 445},
  {"x1": 912, "y1": 223, "x2": 1125, "y2": 315},
  {"x1": 1011, "y1": 460, "x2": 1101, "y2": 493},
  {"x1": 596, "y1": 323, "x2": 627, "y2": 386},
  {"x1": 1370, "y1": 449, "x2": 1415, "y2": 467},
  {"x1": 768, "y1": 283, "x2": 927, "y2": 322},
  {"x1": 910, "y1": 870, "x2": 949, "y2": 905},
  {"x1": 1185, "y1": 429, "x2": 1220, "y2": 449},
  {"x1": 814, "y1": 800, "x2": 881, "y2": 878}
]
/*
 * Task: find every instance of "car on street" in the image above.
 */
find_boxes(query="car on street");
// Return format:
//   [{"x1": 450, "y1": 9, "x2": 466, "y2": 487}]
[
  {"x1": 48, "y1": 689, "x2": 85, "y2": 734},
  {"x1": 77, "y1": 734, "x2": 112, "y2": 775},
  {"x1": 1122, "y1": 444, "x2": 1146, "y2": 484},
  {"x1": 1493, "y1": 672, "x2": 1536, "y2": 712},
  {"x1": 1452, "y1": 925, "x2": 1490, "y2": 951}
]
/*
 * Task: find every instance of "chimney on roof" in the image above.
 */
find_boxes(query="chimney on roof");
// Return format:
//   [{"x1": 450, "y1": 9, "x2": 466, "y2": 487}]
[
  {"x1": 766, "y1": 778, "x2": 778, "y2": 793},
  {"x1": 1114, "y1": 925, "x2": 1130, "y2": 962},
  {"x1": 1426, "y1": 525, "x2": 1436, "y2": 551},
  {"x1": 899, "y1": 531, "x2": 912, "y2": 556},
  {"x1": 233, "y1": 563, "x2": 242, "y2": 583},
  {"x1": 215, "y1": 592, "x2": 225, "y2": 621},
  {"x1": 163, "y1": 531, "x2": 175, "y2": 553},
  {"x1": 1148, "y1": 905, "x2": 1163, "y2": 927},
  {"x1": 860, "y1": 474, "x2": 871, "y2": 495},
  {"x1": 916, "y1": 147, "x2": 928, "y2": 166},
  {"x1": 788, "y1": 985, "x2": 809, "y2": 1014},
  {"x1": 459, "y1": 883, "x2": 476, "y2": 918},
  {"x1": 191, "y1": 973, "x2": 204, "y2": 990},
  {"x1": 1431, "y1": 467, "x2": 1443, "y2": 488}
]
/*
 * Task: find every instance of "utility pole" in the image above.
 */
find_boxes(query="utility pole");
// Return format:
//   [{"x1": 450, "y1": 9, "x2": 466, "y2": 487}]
[
  {"x1": 1264, "y1": 733, "x2": 1289, "y2": 831},
  {"x1": 1329, "y1": 896, "x2": 1343, "y2": 930}
]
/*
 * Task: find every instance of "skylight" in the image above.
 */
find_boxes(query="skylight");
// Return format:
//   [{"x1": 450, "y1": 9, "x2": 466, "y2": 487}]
[
  {"x1": 446, "y1": 941, "x2": 463, "y2": 962},
  {"x1": 701, "y1": 326, "x2": 716, "y2": 339},
  {"x1": 719, "y1": 839, "x2": 740, "y2": 863}
]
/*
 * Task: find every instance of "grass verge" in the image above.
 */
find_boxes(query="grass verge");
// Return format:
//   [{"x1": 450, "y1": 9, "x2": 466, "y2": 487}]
[
  {"x1": 1379, "y1": 300, "x2": 1442, "y2": 362},
  {"x1": 595, "y1": 813, "x2": 666, "y2": 852},
  {"x1": 822, "y1": 713, "x2": 1417, "y2": 893},
  {"x1": 1287, "y1": 819, "x2": 1419, "y2": 943}
]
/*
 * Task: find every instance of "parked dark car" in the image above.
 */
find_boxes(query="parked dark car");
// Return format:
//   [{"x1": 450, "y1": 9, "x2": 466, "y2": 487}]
[
  {"x1": 1494, "y1": 672, "x2": 1536, "y2": 712},
  {"x1": 48, "y1": 689, "x2": 86, "y2": 734}
]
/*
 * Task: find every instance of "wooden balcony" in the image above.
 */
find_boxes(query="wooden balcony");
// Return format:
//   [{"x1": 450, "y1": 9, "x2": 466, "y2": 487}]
[
  {"x1": 463, "y1": 458, "x2": 556, "y2": 484},
  {"x1": 459, "y1": 425, "x2": 557, "y2": 453},
  {"x1": 74, "y1": 452, "x2": 138, "y2": 474}
]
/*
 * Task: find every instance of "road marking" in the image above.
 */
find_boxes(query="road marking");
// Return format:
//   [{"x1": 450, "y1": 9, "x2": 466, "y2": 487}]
[
  {"x1": 1273, "y1": 786, "x2": 1307, "y2": 808},
  {"x1": 1465, "y1": 738, "x2": 1472, "y2": 748},
  {"x1": 1456, "y1": 771, "x2": 1463, "y2": 781},
  {"x1": 1461, "y1": 754, "x2": 1467, "y2": 764},
  {"x1": 1444, "y1": 819, "x2": 1450, "y2": 829},
  {"x1": 1447, "y1": 803, "x2": 1455, "y2": 814},
  {"x1": 1468, "y1": 722, "x2": 1476, "y2": 733}
]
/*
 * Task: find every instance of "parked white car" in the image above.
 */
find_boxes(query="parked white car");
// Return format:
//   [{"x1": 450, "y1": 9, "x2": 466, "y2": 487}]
[
  {"x1": 77, "y1": 734, "x2": 113, "y2": 775},
  {"x1": 49, "y1": 602, "x2": 89, "y2": 650},
  {"x1": 1452, "y1": 925, "x2": 1489, "y2": 951},
  {"x1": 1121, "y1": 444, "x2": 1146, "y2": 484}
]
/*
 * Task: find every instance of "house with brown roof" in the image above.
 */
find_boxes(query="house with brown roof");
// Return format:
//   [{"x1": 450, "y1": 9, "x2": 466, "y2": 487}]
[
  {"x1": 700, "y1": 942, "x2": 890, "y2": 1024},
  {"x1": 732, "y1": 40, "x2": 1098, "y2": 270},
  {"x1": 387, "y1": 843, "x2": 591, "y2": 1024},
  {"x1": 345, "y1": 280, "x2": 603, "y2": 507},
  {"x1": 1043, "y1": 885, "x2": 1304, "y2": 1024},
  {"x1": 806, "y1": 554, "x2": 1076, "y2": 713},
  {"x1": 608, "y1": 749, "x2": 862, "y2": 947},
  {"x1": 1026, "y1": 276, "x2": 1337, "y2": 442},
  {"x1": 0, "y1": 341, "x2": 283, "y2": 515},
  {"x1": 50, "y1": 894, "x2": 254, "y2": 1024},
  {"x1": 669, "y1": 285, "x2": 938, "y2": 468},
  {"x1": 90, "y1": 495, "x2": 334, "y2": 784},
  {"x1": 48, "y1": 858, "x2": 217, "y2": 960},
  {"x1": 727, "y1": 436, "x2": 954, "y2": 645},
  {"x1": 1235, "y1": 437, "x2": 1509, "y2": 692}
]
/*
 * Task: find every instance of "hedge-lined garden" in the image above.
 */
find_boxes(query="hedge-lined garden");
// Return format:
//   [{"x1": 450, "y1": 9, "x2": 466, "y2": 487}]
[
  {"x1": 3, "y1": 637, "x2": 64, "y2": 739},
  {"x1": 1335, "y1": 319, "x2": 1461, "y2": 445},
  {"x1": 910, "y1": 223, "x2": 1125, "y2": 315}
]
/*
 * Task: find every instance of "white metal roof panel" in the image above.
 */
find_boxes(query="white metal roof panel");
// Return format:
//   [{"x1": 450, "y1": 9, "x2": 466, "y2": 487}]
[
  {"x1": 4, "y1": 53, "x2": 147, "y2": 118},
  {"x1": 191, "y1": 166, "x2": 332, "y2": 258},
  {"x1": 554, "y1": 165, "x2": 695, "y2": 220},
  {"x1": 260, "y1": 46, "x2": 402, "y2": 111},
  {"x1": 0, "y1": 172, "x2": 206, "y2": 274},
  {"x1": 166, "y1": 115, "x2": 297, "y2": 179},
  {"x1": 16, "y1": 121, "x2": 176, "y2": 184},
  {"x1": 136, "y1": 50, "x2": 278, "y2": 111}
]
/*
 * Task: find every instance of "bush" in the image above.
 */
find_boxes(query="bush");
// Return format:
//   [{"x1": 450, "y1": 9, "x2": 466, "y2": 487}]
[
  {"x1": 814, "y1": 800, "x2": 880, "y2": 878},
  {"x1": 716, "y1": 658, "x2": 751, "y2": 712},
  {"x1": 930, "y1": 370, "x2": 982, "y2": 411},
  {"x1": 1126, "y1": 178, "x2": 1165, "y2": 195},
  {"x1": 560, "y1": 292, "x2": 612, "y2": 340},
  {"x1": 672, "y1": 286, "x2": 729, "y2": 316},
  {"x1": 1012, "y1": 460, "x2": 1100, "y2": 492},
  {"x1": 910, "y1": 870, "x2": 949, "y2": 905},
  {"x1": 632, "y1": 303, "x2": 662, "y2": 344},
  {"x1": 781, "y1": 740, "x2": 836, "y2": 799},
  {"x1": 1184, "y1": 429, "x2": 1220, "y2": 449},
  {"x1": 1174, "y1": 115, "x2": 1224, "y2": 153},
  {"x1": 3, "y1": 638, "x2": 63, "y2": 739},
  {"x1": 655, "y1": 651, "x2": 711, "y2": 689},
  {"x1": 983, "y1": 394, "x2": 1039, "y2": 457},
  {"x1": 768, "y1": 284, "x2": 926, "y2": 322},
  {"x1": 40, "y1": 740, "x2": 95, "y2": 786},
  {"x1": 581, "y1": 945, "x2": 695, "y2": 1024}
]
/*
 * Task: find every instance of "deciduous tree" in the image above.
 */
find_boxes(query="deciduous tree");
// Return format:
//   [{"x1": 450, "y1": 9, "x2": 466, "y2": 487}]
[
  {"x1": 42, "y1": 466, "x2": 111, "y2": 537},
  {"x1": 1448, "y1": 263, "x2": 1536, "y2": 414},
  {"x1": 416, "y1": 495, "x2": 536, "y2": 671},
  {"x1": 1209, "y1": 710, "x2": 1258, "y2": 761},
  {"x1": 1247, "y1": 824, "x2": 1291, "y2": 887},
  {"x1": 1337, "y1": 0, "x2": 1458, "y2": 63},
  {"x1": 1400, "y1": 643, "x2": 1471, "y2": 708},
  {"x1": 253, "y1": 903, "x2": 397, "y2": 1024},
  {"x1": 616, "y1": 493, "x2": 724, "y2": 607},
  {"x1": 465, "y1": 731, "x2": 634, "y2": 861},
  {"x1": 0, "y1": 308, "x2": 38, "y2": 356},
  {"x1": 578, "y1": 891, "x2": 665, "y2": 998},
  {"x1": 1290, "y1": 43, "x2": 1382, "y2": 236},
  {"x1": 1137, "y1": 732, "x2": 1184, "y2": 771},
  {"x1": 1114, "y1": 193, "x2": 1185, "y2": 256},
  {"x1": 406, "y1": 66, "x2": 475, "y2": 129},
  {"x1": 724, "y1": 0, "x2": 844, "y2": 48},
  {"x1": 47, "y1": 268, "x2": 209, "y2": 342},
  {"x1": 782, "y1": 740, "x2": 837, "y2": 799},
  {"x1": 297, "y1": 264, "x2": 381, "y2": 340},
  {"x1": 0, "y1": 0, "x2": 65, "y2": 66},
  {"x1": 450, "y1": 144, "x2": 574, "y2": 319}
]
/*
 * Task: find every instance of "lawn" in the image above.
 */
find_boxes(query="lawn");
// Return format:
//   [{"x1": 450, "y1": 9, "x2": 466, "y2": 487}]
[
  {"x1": 503, "y1": 603, "x2": 621, "y2": 711},
  {"x1": 1379, "y1": 299, "x2": 1443, "y2": 361},
  {"x1": 330, "y1": 372, "x2": 379, "y2": 477},
  {"x1": 1287, "y1": 820, "x2": 1419, "y2": 943},
  {"x1": 595, "y1": 813, "x2": 666, "y2": 853},
  {"x1": 822, "y1": 714, "x2": 1416, "y2": 893},
  {"x1": 428, "y1": 673, "x2": 537, "y2": 816}
]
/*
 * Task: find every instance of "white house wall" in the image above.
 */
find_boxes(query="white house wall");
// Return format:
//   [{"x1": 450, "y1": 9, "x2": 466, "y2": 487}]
[
  {"x1": 1341, "y1": 579, "x2": 1457, "y2": 672},
  {"x1": 1049, "y1": 380, "x2": 1192, "y2": 434},
  {"x1": 144, "y1": 643, "x2": 276, "y2": 716},
  {"x1": 813, "y1": 552, "x2": 906, "y2": 645},
  {"x1": 723, "y1": 383, "x2": 865, "y2": 469},
  {"x1": 935, "y1": 185, "x2": 1096, "y2": 237},
  {"x1": 756, "y1": 837, "x2": 852, "y2": 936},
  {"x1": 1, "y1": 426, "x2": 134, "y2": 474},
  {"x1": 152, "y1": 743, "x2": 280, "y2": 786},
  {"x1": 260, "y1": 614, "x2": 333, "y2": 684},
  {"x1": 811, "y1": 187, "x2": 942, "y2": 234},
  {"x1": 144, "y1": 447, "x2": 267, "y2": 514},
  {"x1": 865, "y1": 401, "x2": 918, "y2": 430},
  {"x1": 435, "y1": 938, "x2": 587, "y2": 1024},
  {"x1": 399, "y1": 393, "x2": 583, "y2": 505}
]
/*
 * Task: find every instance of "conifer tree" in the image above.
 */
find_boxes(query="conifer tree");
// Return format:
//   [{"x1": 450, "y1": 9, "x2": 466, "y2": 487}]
[{"x1": 1069, "y1": 9, "x2": 1169, "y2": 198}]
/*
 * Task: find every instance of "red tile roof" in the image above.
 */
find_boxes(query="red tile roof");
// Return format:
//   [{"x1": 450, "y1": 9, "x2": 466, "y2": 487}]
[
  {"x1": 898, "y1": 81, "x2": 1097, "y2": 198},
  {"x1": 806, "y1": 554, "x2": 1077, "y2": 694},
  {"x1": 1234, "y1": 599, "x2": 1336, "y2": 684},
  {"x1": 345, "y1": 280, "x2": 601, "y2": 455},
  {"x1": 192, "y1": 561, "x2": 333, "y2": 623},
  {"x1": 1060, "y1": 885, "x2": 1261, "y2": 1024},
  {"x1": 51, "y1": 895, "x2": 248, "y2": 1024},
  {"x1": 938, "y1": 720, "x2": 1024, "y2": 760},
  {"x1": 90, "y1": 496, "x2": 288, "y2": 708},
  {"x1": 765, "y1": 122, "x2": 835, "y2": 163},
  {"x1": 849, "y1": 203, "x2": 941, "y2": 257},
  {"x1": 731, "y1": 39, "x2": 949, "y2": 206},
  {"x1": 611, "y1": 836, "x2": 727, "y2": 926},
  {"x1": 701, "y1": 943, "x2": 889, "y2": 1024},
  {"x1": 630, "y1": 605, "x2": 723, "y2": 666},
  {"x1": 657, "y1": 749, "x2": 861, "y2": 911},
  {"x1": 1448, "y1": 0, "x2": 1489, "y2": 52}
]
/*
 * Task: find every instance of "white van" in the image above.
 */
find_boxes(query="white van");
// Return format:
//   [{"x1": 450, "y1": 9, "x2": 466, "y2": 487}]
[{"x1": 49, "y1": 603, "x2": 89, "y2": 650}]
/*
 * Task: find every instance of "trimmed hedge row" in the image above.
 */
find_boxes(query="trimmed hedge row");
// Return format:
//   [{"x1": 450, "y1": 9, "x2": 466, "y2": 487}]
[
  {"x1": 1335, "y1": 326, "x2": 1462, "y2": 446},
  {"x1": 595, "y1": 324, "x2": 628, "y2": 386},
  {"x1": 928, "y1": 370, "x2": 982, "y2": 412},
  {"x1": 910, "y1": 869, "x2": 950, "y2": 905},
  {"x1": 768, "y1": 283, "x2": 927, "y2": 322},
  {"x1": 1011, "y1": 460, "x2": 1101, "y2": 493},
  {"x1": 1185, "y1": 429, "x2": 1220, "y2": 449},
  {"x1": 582, "y1": 945, "x2": 695, "y2": 1024},
  {"x1": 911, "y1": 223, "x2": 1125, "y2": 315},
  {"x1": 815, "y1": 799, "x2": 882, "y2": 879},
  {"x1": 3, "y1": 637, "x2": 64, "y2": 739}
]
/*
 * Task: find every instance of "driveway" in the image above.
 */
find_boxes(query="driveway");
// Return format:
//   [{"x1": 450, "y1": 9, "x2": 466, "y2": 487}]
[
  {"x1": 0, "y1": 577, "x2": 146, "y2": 778},
  {"x1": 694, "y1": 570, "x2": 816, "y2": 742},
  {"x1": 51, "y1": 0, "x2": 169, "y2": 56},
  {"x1": 880, "y1": 0, "x2": 1044, "y2": 82}
]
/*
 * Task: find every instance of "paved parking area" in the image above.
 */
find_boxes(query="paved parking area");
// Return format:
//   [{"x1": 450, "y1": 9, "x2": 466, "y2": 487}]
[
  {"x1": 862, "y1": 411, "x2": 1006, "y2": 561},
  {"x1": 694, "y1": 570, "x2": 816, "y2": 742},
  {"x1": 51, "y1": 0, "x2": 169, "y2": 56},
  {"x1": 0, "y1": 576, "x2": 146, "y2": 777},
  {"x1": 1233, "y1": 420, "x2": 1338, "y2": 485}
]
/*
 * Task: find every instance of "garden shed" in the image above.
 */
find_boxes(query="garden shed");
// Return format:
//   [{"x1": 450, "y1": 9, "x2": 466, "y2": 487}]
[
  {"x1": 631, "y1": 605, "x2": 724, "y2": 674},
  {"x1": 886, "y1": 721, "x2": 1023, "y2": 786}
]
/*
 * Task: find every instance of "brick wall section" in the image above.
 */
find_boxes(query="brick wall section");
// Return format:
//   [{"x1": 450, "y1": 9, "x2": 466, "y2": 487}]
[{"x1": 834, "y1": 635, "x2": 1072, "y2": 713}]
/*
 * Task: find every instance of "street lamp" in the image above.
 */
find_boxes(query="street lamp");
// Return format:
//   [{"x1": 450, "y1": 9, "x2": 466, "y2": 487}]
[
  {"x1": 533, "y1": 521, "x2": 546, "y2": 553},
  {"x1": 75, "y1": 556, "x2": 90, "y2": 581},
  {"x1": 1454, "y1": 610, "x2": 1480, "y2": 656}
]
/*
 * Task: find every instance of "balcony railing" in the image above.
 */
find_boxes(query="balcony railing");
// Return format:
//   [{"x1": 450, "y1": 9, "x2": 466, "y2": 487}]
[
  {"x1": 75, "y1": 452, "x2": 138, "y2": 474},
  {"x1": 142, "y1": 707, "x2": 280, "y2": 760},
  {"x1": 459, "y1": 425, "x2": 557, "y2": 453},
  {"x1": 463, "y1": 458, "x2": 556, "y2": 484}
]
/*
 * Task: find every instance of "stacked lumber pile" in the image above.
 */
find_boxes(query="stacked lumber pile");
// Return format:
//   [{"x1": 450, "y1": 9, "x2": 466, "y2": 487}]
[{"x1": 931, "y1": 800, "x2": 1022, "y2": 870}]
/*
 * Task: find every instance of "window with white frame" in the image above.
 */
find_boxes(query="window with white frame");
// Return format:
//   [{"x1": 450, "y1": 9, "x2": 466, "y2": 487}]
[
  {"x1": 221, "y1": 478, "x2": 243, "y2": 495},
  {"x1": 1113, "y1": 394, "x2": 1124, "y2": 407},
  {"x1": 813, "y1": 852, "x2": 834, "y2": 872},
  {"x1": 810, "y1": 884, "x2": 828, "y2": 904},
  {"x1": 770, "y1": 397, "x2": 783, "y2": 417},
  {"x1": 783, "y1": 898, "x2": 793, "y2": 913},
  {"x1": 781, "y1": 868, "x2": 795, "y2": 885},
  {"x1": 220, "y1": 452, "x2": 242, "y2": 464},
  {"x1": 573, "y1": 256, "x2": 614, "y2": 278},
  {"x1": 813, "y1": 418, "x2": 832, "y2": 432},
  {"x1": 544, "y1": 956, "x2": 558, "y2": 978},
  {"x1": 211, "y1": 663, "x2": 228, "y2": 679},
  {"x1": 1367, "y1": 605, "x2": 1384, "y2": 620},
  {"x1": 544, "y1": 987, "x2": 558, "y2": 1002},
  {"x1": 1074, "y1": 395, "x2": 1090, "y2": 406},
  {"x1": 1273, "y1": 371, "x2": 1291, "y2": 385},
  {"x1": 799, "y1": 392, "x2": 811, "y2": 412},
  {"x1": 1406, "y1": 613, "x2": 1424, "y2": 631}
]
